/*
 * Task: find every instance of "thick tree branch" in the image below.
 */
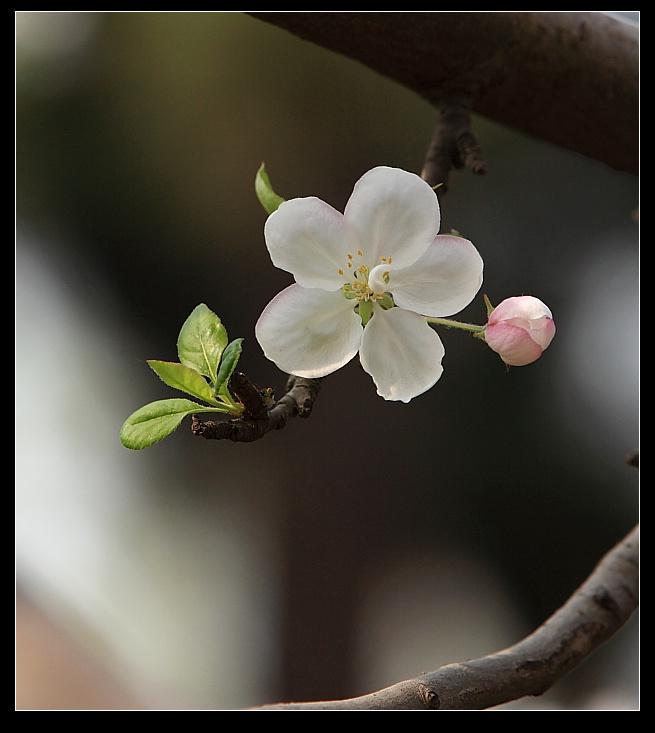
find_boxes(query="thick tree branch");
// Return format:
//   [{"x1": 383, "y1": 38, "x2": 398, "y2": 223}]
[
  {"x1": 254, "y1": 526, "x2": 639, "y2": 709},
  {"x1": 191, "y1": 372, "x2": 321, "y2": 442},
  {"x1": 250, "y1": 12, "x2": 638, "y2": 174}
]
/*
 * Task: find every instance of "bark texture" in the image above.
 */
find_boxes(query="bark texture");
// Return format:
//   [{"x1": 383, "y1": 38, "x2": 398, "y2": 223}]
[{"x1": 251, "y1": 12, "x2": 638, "y2": 173}]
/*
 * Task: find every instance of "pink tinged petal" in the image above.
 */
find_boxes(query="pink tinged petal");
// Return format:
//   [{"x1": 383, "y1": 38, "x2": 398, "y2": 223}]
[
  {"x1": 359, "y1": 307, "x2": 445, "y2": 403},
  {"x1": 488, "y1": 296, "x2": 553, "y2": 324},
  {"x1": 389, "y1": 234, "x2": 484, "y2": 317},
  {"x1": 264, "y1": 197, "x2": 353, "y2": 291},
  {"x1": 255, "y1": 284, "x2": 362, "y2": 378},
  {"x1": 531, "y1": 316, "x2": 556, "y2": 349},
  {"x1": 485, "y1": 322, "x2": 544, "y2": 366},
  {"x1": 506, "y1": 315, "x2": 556, "y2": 349},
  {"x1": 344, "y1": 166, "x2": 440, "y2": 269}
]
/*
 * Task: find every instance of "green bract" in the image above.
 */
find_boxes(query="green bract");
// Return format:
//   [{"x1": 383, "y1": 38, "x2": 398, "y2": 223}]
[
  {"x1": 255, "y1": 163, "x2": 285, "y2": 215},
  {"x1": 120, "y1": 304, "x2": 244, "y2": 450}
]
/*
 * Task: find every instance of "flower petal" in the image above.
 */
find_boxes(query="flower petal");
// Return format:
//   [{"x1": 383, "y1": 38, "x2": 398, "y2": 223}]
[
  {"x1": 359, "y1": 307, "x2": 445, "y2": 402},
  {"x1": 389, "y1": 235, "x2": 483, "y2": 317},
  {"x1": 264, "y1": 197, "x2": 352, "y2": 291},
  {"x1": 488, "y1": 296, "x2": 552, "y2": 324},
  {"x1": 344, "y1": 167, "x2": 440, "y2": 269},
  {"x1": 484, "y1": 322, "x2": 543, "y2": 366},
  {"x1": 528, "y1": 317, "x2": 556, "y2": 349},
  {"x1": 255, "y1": 284, "x2": 362, "y2": 378}
]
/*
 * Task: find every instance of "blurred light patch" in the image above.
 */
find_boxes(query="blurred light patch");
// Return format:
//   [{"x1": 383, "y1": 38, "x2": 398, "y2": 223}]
[
  {"x1": 16, "y1": 593, "x2": 136, "y2": 709},
  {"x1": 558, "y1": 236, "x2": 638, "y2": 457},
  {"x1": 16, "y1": 233, "x2": 278, "y2": 709},
  {"x1": 354, "y1": 548, "x2": 524, "y2": 692},
  {"x1": 16, "y1": 11, "x2": 97, "y2": 59},
  {"x1": 16, "y1": 12, "x2": 98, "y2": 95}
]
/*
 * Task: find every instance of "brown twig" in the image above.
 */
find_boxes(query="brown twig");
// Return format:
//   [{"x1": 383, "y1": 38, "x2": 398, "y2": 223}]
[
  {"x1": 253, "y1": 526, "x2": 639, "y2": 709},
  {"x1": 420, "y1": 98, "x2": 487, "y2": 194},
  {"x1": 191, "y1": 372, "x2": 321, "y2": 443}
]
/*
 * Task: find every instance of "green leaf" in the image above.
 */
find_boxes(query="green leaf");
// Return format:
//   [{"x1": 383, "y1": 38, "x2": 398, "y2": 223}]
[
  {"x1": 177, "y1": 303, "x2": 228, "y2": 384},
  {"x1": 215, "y1": 338, "x2": 243, "y2": 395},
  {"x1": 120, "y1": 399, "x2": 230, "y2": 450},
  {"x1": 147, "y1": 360, "x2": 220, "y2": 405},
  {"x1": 255, "y1": 163, "x2": 285, "y2": 214}
]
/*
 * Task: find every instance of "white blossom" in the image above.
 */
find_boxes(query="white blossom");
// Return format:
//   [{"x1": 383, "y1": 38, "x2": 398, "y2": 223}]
[{"x1": 256, "y1": 167, "x2": 483, "y2": 402}]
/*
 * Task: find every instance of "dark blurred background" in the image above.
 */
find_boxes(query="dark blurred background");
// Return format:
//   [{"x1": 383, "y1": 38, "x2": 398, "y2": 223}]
[{"x1": 16, "y1": 12, "x2": 638, "y2": 710}]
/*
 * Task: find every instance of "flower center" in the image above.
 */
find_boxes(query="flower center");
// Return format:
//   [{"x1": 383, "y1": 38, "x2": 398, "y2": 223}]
[{"x1": 339, "y1": 252, "x2": 392, "y2": 303}]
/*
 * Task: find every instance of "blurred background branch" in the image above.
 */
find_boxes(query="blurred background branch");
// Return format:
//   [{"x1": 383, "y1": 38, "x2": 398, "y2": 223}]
[{"x1": 256, "y1": 525, "x2": 639, "y2": 710}]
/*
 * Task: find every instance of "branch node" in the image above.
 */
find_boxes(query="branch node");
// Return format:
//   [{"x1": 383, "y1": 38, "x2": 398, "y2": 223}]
[
  {"x1": 417, "y1": 683, "x2": 441, "y2": 709},
  {"x1": 230, "y1": 371, "x2": 268, "y2": 420},
  {"x1": 191, "y1": 373, "x2": 322, "y2": 443},
  {"x1": 421, "y1": 98, "x2": 487, "y2": 194},
  {"x1": 592, "y1": 587, "x2": 623, "y2": 623}
]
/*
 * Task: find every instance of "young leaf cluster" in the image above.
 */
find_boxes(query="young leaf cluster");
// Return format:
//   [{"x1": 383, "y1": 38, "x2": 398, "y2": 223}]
[{"x1": 120, "y1": 304, "x2": 244, "y2": 450}]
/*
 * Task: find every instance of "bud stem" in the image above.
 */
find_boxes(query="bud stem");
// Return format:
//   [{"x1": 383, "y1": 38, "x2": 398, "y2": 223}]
[{"x1": 425, "y1": 316, "x2": 485, "y2": 333}]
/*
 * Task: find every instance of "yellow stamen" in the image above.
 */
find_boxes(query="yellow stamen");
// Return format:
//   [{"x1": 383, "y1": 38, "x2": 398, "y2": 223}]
[
  {"x1": 357, "y1": 249, "x2": 363, "y2": 257},
  {"x1": 338, "y1": 268, "x2": 344, "y2": 275}
]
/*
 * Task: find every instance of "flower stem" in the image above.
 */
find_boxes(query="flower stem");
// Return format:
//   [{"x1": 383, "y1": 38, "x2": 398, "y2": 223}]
[{"x1": 425, "y1": 316, "x2": 485, "y2": 333}]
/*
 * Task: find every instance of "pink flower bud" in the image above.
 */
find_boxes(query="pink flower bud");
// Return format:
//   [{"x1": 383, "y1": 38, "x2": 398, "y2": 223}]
[{"x1": 485, "y1": 296, "x2": 556, "y2": 366}]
